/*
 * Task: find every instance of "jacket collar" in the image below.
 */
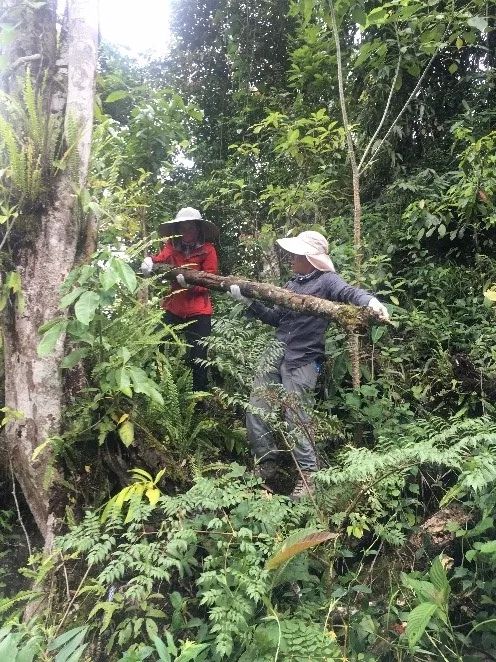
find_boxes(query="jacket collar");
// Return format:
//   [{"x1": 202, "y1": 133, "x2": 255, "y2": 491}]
[
  {"x1": 291, "y1": 269, "x2": 321, "y2": 283},
  {"x1": 172, "y1": 239, "x2": 206, "y2": 257}
]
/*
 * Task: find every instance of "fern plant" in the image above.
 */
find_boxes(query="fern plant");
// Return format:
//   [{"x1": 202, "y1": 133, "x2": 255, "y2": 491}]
[
  {"x1": 316, "y1": 417, "x2": 496, "y2": 544},
  {"x1": 0, "y1": 72, "x2": 62, "y2": 211},
  {"x1": 50, "y1": 464, "x2": 323, "y2": 659}
]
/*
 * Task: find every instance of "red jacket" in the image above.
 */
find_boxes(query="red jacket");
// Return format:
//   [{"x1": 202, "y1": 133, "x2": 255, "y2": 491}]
[{"x1": 151, "y1": 241, "x2": 218, "y2": 317}]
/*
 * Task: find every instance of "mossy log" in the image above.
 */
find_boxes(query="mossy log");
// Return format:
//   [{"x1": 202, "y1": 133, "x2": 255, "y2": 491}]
[{"x1": 155, "y1": 267, "x2": 388, "y2": 331}]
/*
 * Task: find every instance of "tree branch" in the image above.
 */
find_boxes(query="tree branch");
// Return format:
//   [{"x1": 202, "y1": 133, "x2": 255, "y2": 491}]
[
  {"x1": 7, "y1": 53, "x2": 41, "y2": 73},
  {"x1": 360, "y1": 47, "x2": 440, "y2": 174},
  {"x1": 358, "y1": 50, "x2": 402, "y2": 173},
  {"x1": 154, "y1": 267, "x2": 389, "y2": 331}
]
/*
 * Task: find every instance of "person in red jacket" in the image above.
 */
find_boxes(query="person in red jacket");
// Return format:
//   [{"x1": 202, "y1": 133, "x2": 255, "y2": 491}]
[{"x1": 141, "y1": 207, "x2": 219, "y2": 391}]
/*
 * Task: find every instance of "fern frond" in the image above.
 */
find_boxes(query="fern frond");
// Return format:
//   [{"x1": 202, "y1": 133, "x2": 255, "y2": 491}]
[{"x1": 0, "y1": 71, "x2": 63, "y2": 209}]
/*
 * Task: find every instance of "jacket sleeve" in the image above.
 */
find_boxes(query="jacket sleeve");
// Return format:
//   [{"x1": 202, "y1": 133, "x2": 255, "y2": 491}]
[
  {"x1": 201, "y1": 244, "x2": 218, "y2": 274},
  {"x1": 325, "y1": 273, "x2": 372, "y2": 307},
  {"x1": 188, "y1": 243, "x2": 218, "y2": 295},
  {"x1": 151, "y1": 242, "x2": 174, "y2": 264},
  {"x1": 245, "y1": 301, "x2": 284, "y2": 327}
]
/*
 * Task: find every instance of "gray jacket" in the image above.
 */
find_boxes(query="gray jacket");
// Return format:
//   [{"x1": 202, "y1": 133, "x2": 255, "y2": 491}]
[{"x1": 247, "y1": 270, "x2": 372, "y2": 370}]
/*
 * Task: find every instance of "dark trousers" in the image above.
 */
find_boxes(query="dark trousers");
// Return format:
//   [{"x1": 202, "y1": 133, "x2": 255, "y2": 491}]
[{"x1": 164, "y1": 312, "x2": 211, "y2": 391}]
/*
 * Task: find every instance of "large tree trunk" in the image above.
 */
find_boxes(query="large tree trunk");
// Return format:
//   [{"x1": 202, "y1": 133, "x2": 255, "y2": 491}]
[
  {"x1": 2, "y1": 0, "x2": 98, "y2": 539},
  {"x1": 156, "y1": 268, "x2": 388, "y2": 330}
]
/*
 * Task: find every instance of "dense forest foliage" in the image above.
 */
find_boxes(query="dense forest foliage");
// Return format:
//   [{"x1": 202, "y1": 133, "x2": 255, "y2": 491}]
[{"x1": 0, "y1": 0, "x2": 496, "y2": 659}]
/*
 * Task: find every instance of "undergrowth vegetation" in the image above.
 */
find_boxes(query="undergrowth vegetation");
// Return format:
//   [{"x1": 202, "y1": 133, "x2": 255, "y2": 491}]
[{"x1": 1, "y1": 0, "x2": 496, "y2": 659}]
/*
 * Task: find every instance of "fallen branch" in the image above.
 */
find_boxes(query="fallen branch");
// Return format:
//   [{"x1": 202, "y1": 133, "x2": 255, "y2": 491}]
[{"x1": 154, "y1": 267, "x2": 388, "y2": 331}]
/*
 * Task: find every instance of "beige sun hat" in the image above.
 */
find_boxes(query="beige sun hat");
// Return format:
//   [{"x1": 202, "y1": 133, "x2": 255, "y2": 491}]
[
  {"x1": 159, "y1": 207, "x2": 219, "y2": 242},
  {"x1": 276, "y1": 230, "x2": 335, "y2": 272}
]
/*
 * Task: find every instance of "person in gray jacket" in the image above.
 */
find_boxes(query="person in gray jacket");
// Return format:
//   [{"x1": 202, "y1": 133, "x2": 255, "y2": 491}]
[{"x1": 229, "y1": 230, "x2": 389, "y2": 500}]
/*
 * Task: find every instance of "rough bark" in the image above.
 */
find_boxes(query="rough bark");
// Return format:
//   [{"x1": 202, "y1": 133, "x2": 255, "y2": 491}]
[
  {"x1": 156, "y1": 268, "x2": 388, "y2": 330},
  {"x1": 2, "y1": 0, "x2": 98, "y2": 539},
  {"x1": 1, "y1": 0, "x2": 57, "y2": 95}
]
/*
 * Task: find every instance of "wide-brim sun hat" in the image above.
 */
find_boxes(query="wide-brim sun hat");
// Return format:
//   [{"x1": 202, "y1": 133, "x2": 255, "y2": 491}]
[
  {"x1": 159, "y1": 207, "x2": 219, "y2": 243},
  {"x1": 276, "y1": 230, "x2": 335, "y2": 272}
]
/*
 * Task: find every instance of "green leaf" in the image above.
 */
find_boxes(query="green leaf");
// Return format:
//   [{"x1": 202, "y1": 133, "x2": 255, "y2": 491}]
[
  {"x1": 32, "y1": 437, "x2": 61, "y2": 461},
  {"x1": 60, "y1": 287, "x2": 85, "y2": 309},
  {"x1": 6, "y1": 270, "x2": 21, "y2": 293},
  {"x1": 135, "y1": 381, "x2": 164, "y2": 405},
  {"x1": 74, "y1": 291, "x2": 101, "y2": 326},
  {"x1": 151, "y1": 635, "x2": 172, "y2": 662},
  {"x1": 47, "y1": 627, "x2": 88, "y2": 657},
  {"x1": 88, "y1": 602, "x2": 119, "y2": 633},
  {"x1": 66, "y1": 319, "x2": 95, "y2": 345},
  {"x1": 465, "y1": 549, "x2": 477, "y2": 562},
  {"x1": 302, "y1": 0, "x2": 313, "y2": 25},
  {"x1": 175, "y1": 642, "x2": 209, "y2": 662},
  {"x1": 118, "y1": 420, "x2": 134, "y2": 447},
  {"x1": 145, "y1": 487, "x2": 161, "y2": 506},
  {"x1": 111, "y1": 258, "x2": 137, "y2": 293},
  {"x1": 37, "y1": 321, "x2": 67, "y2": 357},
  {"x1": 448, "y1": 63, "x2": 458, "y2": 74},
  {"x1": 47, "y1": 627, "x2": 85, "y2": 652},
  {"x1": 402, "y1": 575, "x2": 438, "y2": 603},
  {"x1": 129, "y1": 368, "x2": 164, "y2": 405},
  {"x1": 17, "y1": 636, "x2": 43, "y2": 662},
  {"x1": 405, "y1": 602, "x2": 437, "y2": 649},
  {"x1": 118, "y1": 368, "x2": 132, "y2": 396},
  {"x1": 0, "y1": 631, "x2": 20, "y2": 660},
  {"x1": 478, "y1": 540, "x2": 496, "y2": 554},
  {"x1": 145, "y1": 618, "x2": 158, "y2": 641},
  {"x1": 371, "y1": 326, "x2": 386, "y2": 343},
  {"x1": 164, "y1": 631, "x2": 177, "y2": 657},
  {"x1": 467, "y1": 16, "x2": 488, "y2": 32},
  {"x1": 366, "y1": 6, "x2": 387, "y2": 26},
  {"x1": 131, "y1": 467, "x2": 154, "y2": 481},
  {"x1": 61, "y1": 348, "x2": 89, "y2": 369},
  {"x1": 99, "y1": 263, "x2": 119, "y2": 291},
  {"x1": 351, "y1": 5, "x2": 367, "y2": 27},
  {"x1": 105, "y1": 90, "x2": 129, "y2": 103},
  {"x1": 429, "y1": 557, "x2": 450, "y2": 601},
  {"x1": 55, "y1": 633, "x2": 88, "y2": 662}
]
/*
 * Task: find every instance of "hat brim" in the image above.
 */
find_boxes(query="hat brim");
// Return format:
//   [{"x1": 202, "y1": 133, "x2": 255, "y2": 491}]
[
  {"x1": 159, "y1": 218, "x2": 219, "y2": 243},
  {"x1": 276, "y1": 237, "x2": 335, "y2": 272},
  {"x1": 306, "y1": 254, "x2": 335, "y2": 272}
]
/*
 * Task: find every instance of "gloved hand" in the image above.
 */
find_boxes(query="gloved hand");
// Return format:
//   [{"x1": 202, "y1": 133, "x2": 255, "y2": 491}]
[
  {"x1": 228, "y1": 284, "x2": 251, "y2": 305},
  {"x1": 368, "y1": 297, "x2": 390, "y2": 321},
  {"x1": 176, "y1": 273, "x2": 187, "y2": 288},
  {"x1": 140, "y1": 257, "x2": 154, "y2": 275}
]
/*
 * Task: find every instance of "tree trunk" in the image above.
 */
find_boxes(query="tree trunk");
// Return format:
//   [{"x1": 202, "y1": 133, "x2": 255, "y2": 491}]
[
  {"x1": 2, "y1": 0, "x2": 98, "y2": 540},
  {"x1": 156, "y1": 268, "x2": 388, "y2": 330}
]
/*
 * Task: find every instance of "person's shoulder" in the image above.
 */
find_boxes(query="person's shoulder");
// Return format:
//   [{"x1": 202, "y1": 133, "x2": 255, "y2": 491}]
[
  {"x1": 320, "y1": 270, "x2": 340, "y2": 282},
  {"x1": 156, "y1": 239, "x2": 174, "y2": 254},
  {"x1": 319, "y1": 270, "x2": 346, "y2": 292},
  {"x1": 202, "y1": 241, "x2": 218, "y2": 253}
]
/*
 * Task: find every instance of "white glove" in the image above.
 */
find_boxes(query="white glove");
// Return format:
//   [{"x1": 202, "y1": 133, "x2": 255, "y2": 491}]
[
  {"x1": 368, "y1": 297, "x2": 390, "y2": 321},
  {"x1": 228, "y1": 284, "x2": 251, "y2": 305},
  {"x1": 176, "y1": 273, "x2": 187, "y2": 288},
  {"x1": 140, "y1": 257, "x2": 154, "y2": 275}
]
